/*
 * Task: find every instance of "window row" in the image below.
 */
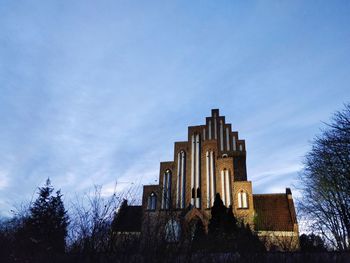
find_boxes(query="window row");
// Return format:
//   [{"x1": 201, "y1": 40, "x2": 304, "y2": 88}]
[{"x1": 147, "y1": 190, "x2": 249, "y2": 210}]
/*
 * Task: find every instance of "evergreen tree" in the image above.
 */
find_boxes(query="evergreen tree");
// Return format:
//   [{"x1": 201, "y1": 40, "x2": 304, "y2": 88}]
[
  {"x1": 236, "y1": 222, "x2": 265, "y2": 254},
  {"x1": 207, "y1": 193, "x2": 233, "y2": 251},
  {"x1": 26, "y1": 179, "x2": 69, "y2": 254},
  {"x1": 225, "y1": 205, "x2": 238, "y2": 234},
  {"x1": 208, "y1": 193, "x2": 227, "y2": 236},
  {"x1": 207, "y1": 193, "x2": 265, "y2": 253}
]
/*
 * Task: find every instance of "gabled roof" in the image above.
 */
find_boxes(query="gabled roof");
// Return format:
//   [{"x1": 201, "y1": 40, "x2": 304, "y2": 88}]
[
  {"x1": 113, "y1": 205, "x2": 142, "y2": 233},
  {"x1": 184, "y1": 206, "x2": 209, "y2": 226},
  {"x1": 253, "y1": 192, "x2": 296, "y2": 231}
]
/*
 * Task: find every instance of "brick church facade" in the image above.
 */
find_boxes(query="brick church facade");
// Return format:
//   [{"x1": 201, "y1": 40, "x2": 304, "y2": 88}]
[{"x1": 118, "y1": 109, "x2": 299, "y2": 250}]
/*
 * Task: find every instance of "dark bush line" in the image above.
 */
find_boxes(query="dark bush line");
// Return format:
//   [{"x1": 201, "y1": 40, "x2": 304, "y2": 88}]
[{"x1": 2, "y1": 251, "x2": 349, "y2": 263}]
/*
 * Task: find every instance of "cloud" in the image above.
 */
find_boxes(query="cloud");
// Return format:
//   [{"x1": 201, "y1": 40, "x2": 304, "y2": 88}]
[
  {"x1": 0, "y1": 1, "x2": 350, "y2": 216},
  {"x1": 0, "y1": 170, "x2": 9, "y2": 189},
  {"x1": 252, "y1": 168, "x2": 301, "y2": 194}
]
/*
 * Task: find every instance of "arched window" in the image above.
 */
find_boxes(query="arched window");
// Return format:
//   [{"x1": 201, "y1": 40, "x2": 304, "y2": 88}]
[
  {"x1": 165, "y1": 219, "x2": 181, "y2": 242},
  {"x1": 206, "y1": 150, "x2": 216, "y2": 208},
  {"x1": 176, "y1": 150, "x2": 186, "y2": 209},
  {"x1": 147, "y1": 192, "x2": 157, "y2": 210},
  {"x1": 221, "y1": 169, "x2": 231, "y2": 206},
  {"x1": 191, "y1": 133, "x2": 201, "y2": 208},
  {"x1": 188, "y1": 216, "x2": 204, "y2": 241},
  {"x1": 238, "y1": 190, "x2": 248, "y2": 209},
  {"x1": 162, "y1": 169, "x2": 172, "y2": 210}
]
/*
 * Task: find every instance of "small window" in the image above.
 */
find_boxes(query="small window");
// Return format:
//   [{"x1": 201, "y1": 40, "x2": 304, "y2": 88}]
[
  {"x1": 238, "y1": 191, "x2": 248, "y2": 209},
  {"x1": 147, "y1": 192, "x2": 157, "y2": 210},
  {"x1": 222, "y1": 154, "x2": 228, "y2": 158}
]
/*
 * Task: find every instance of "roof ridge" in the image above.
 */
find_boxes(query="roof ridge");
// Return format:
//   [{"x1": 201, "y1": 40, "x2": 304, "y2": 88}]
[{"x1": 253, "y1": 193, "x2": 286, "y2": 196}]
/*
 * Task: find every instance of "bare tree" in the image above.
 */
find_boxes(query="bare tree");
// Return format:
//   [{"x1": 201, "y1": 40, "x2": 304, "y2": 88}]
[
  {"x1": 299, "y1": 103, "x2": 350, "y2": 250},
  {"x1": 68, "y1": 183, "x2": 141, "y2": 258}
]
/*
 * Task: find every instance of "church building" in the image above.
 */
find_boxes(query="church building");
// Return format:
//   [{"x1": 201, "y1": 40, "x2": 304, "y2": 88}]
[{"x1": 118, "y1": 109, "x2": 299, "y2": 250}]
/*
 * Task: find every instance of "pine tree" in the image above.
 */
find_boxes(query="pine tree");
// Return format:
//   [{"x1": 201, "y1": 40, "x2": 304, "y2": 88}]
[
  {"x1": 207, "y1": 193, "x2": 265, "y2": 253},
  {"x1": 225, "y1": 205, "x2": 238, "y2": 234},
  {"x1": 208, "y1": 193, "x2": 227, "y2": 236},
  {"x1": 208, "y1": 193, "x2": 232, "y2": 251},
  {"x1": 26, "y1": 179, "x2": 69, "y2": 254}
]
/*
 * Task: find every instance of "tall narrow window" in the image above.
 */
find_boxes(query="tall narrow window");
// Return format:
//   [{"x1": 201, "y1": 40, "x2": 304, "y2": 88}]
[
  {"x1": 221, "y1": 169, "x2": 231, "y2": 206},
  {"x1": 214, "y1": 117, "x2": 217, "y2": 139},
  {"x1": 206, "y1": 150, "x2": 216, "y2": 208},
  {"x1": 181, "y1": 151, "x2": 186, "y2": 209},
  {"x1": 226, "y1": 127, "x2": 230, "y2": 151},
  {"x1": 221, "y1": 170, "x2": 226, "y2": 205},
  {"x1": 208, "y1": 120, "x2": 212, "y2": 139},
  {"x1": 210, "y1": 151, "x2": 215, "y2": 206},
  {"x1": 220, "y1": 120, "x2": 224, "y2": 151},
  {"x1": 242, "y1": 192, "x2": 248, "y2": 208},
  {"x1": 238, "y1": 190, "x2": 248, "y2": 209},
  {"x1": 176, "y1": 150, "x2": 187, "y2": 209},
  {"x1": 195, "y1": 134, "x2": 201, "y2": 208},
  {"x1": 162, "y1": 169, "x2": 172, "y2": 210},
  {"x1": 191, "y1": 133, "x2": 201, "y2": 208},
  {"x1": 225, "y1": 169, "x2": 231, "y2": 206},
  {"x1": 191, "y1": 135, "x2": 195, "y2": 206},
  {"x1": 206, "y1": 152, "x2": 210, "y2": 208},
  {"x1": 176, "y1": 151, "x2": 186, "y2": 208},
  {"x1": 147, "y1": 192, "x2": 157, "y2": 210},
  {"x1": 176, "y1": 152, "x2": 181, "y2": 208}
]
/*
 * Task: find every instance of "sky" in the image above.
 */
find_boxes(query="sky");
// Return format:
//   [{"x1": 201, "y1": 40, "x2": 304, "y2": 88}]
[{"x1": 1, "y1": 1, "x2": 350, "y2": 217}]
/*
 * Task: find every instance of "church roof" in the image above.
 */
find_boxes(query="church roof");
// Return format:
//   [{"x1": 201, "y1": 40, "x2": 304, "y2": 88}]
[
  {"x1": 113, "y1": 205, "x2": 142, "y2": 233},
  {"x1": 253, "y1": 192, "x2": 296, "y2": 232}
]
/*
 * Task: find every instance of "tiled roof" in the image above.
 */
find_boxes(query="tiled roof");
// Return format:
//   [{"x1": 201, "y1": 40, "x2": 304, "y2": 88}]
[
  {"x1": 113, "y1": 205, "x2": 142, "y2": 232},
  {"x1": 253, "y1": 193, "x2": 295, "y2": 231}
]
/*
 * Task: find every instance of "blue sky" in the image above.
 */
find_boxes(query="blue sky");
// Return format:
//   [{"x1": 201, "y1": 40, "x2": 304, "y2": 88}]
[{"x1": 1, "y1": 1, "x2": 350, "y2": 216}]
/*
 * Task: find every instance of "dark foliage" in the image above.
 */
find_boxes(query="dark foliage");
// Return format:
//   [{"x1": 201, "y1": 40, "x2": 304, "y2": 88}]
[
  {"x1": 0, "y1": 217, "x2": 22, "y2": 261},
  {"x1": 28, "y1": 179, "x2": 68, "y2": 253},
  {"x1": 300, "y1": 233, "x2": 327, "y2": 252},
  {"x1": 193, "y1": 193, "x2": 265, "y2": 254},
  {"x1": 111, "y1": 199, "x2": 128, "y2": 232},
  {"x1": 209, "y1": 193, "x2": 228, "y2": 234},
  {"x1": 191, "y1": 219, "x2": 206, "y2": 251},
  {"x1": 8, "y1": 179, "x2": 69, "y2": 261}
]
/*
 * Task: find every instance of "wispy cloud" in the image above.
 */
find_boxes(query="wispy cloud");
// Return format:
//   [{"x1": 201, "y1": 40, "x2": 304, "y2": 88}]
[
  {"x1": 0, "y1": 169, "x2": 9, "y2": 189},
  {"x1": 0, "y1": 1, "x2": 350, "y2": 216}
]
